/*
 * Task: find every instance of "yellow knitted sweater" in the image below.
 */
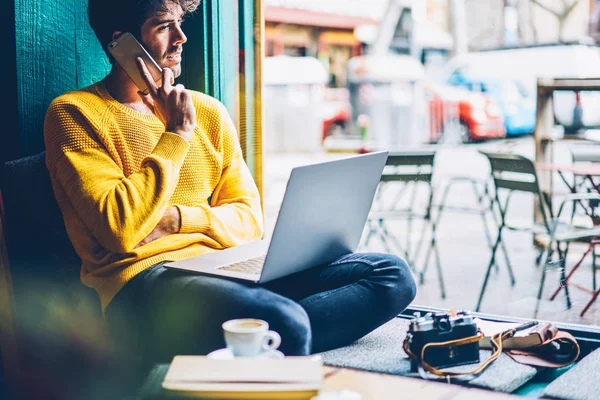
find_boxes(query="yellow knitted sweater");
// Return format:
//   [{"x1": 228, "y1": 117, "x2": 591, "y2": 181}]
[{"x1": 43, "y1": 81, "x2": 264, "y2": 311}]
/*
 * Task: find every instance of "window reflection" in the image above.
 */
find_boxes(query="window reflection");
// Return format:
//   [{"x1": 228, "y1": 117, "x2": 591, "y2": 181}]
[{"x1": 261, "y1": 0, "x2": 600, "y2": 328}]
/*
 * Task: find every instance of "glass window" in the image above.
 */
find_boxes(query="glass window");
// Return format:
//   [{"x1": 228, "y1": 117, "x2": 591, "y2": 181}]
[{"x1": 260, "y1": 0, "x2": 600, "y2": 332}]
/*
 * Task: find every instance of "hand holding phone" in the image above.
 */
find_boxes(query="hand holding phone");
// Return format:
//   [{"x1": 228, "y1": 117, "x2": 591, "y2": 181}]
[
  {"x1": 107, "y1": 32, "x2": 196, "y2": 140},
  {"x1": 136, "y1": 58, "x2": 196, "y2": 141},
  {"x1": 108, "y1": 32, "x2": 163, "y2": 94}
]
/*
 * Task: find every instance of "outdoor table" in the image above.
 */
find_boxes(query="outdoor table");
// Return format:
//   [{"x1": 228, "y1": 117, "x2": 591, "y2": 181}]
[{"x1": 537, "y1": 162, "x2": 600, "y2": 195}]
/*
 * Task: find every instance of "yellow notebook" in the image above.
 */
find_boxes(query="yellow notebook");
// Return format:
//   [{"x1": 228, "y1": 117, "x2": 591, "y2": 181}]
[{"x1": 161, "y1": 356, "x2": 323, "y2": 399}]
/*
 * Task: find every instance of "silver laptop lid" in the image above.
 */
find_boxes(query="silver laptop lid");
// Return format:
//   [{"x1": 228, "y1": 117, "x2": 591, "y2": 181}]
[{"x1": 259, "y1": 151, "x2": 389, "y2": 283}]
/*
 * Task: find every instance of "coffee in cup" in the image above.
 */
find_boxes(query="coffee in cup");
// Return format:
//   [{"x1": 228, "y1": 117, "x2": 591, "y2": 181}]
[{"x1": 222, "y1": 318, "x2": 281, "y2": 357}]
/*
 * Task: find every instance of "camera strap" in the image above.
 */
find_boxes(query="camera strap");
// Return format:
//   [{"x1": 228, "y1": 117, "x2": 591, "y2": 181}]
[{"x1": 404, "y1": 326, "x2": 520, "y2": 383}]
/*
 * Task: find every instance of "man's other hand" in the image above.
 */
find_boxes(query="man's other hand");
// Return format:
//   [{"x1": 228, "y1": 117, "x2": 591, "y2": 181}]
[{"x1": 135, "y1": 206, "x2": 181, "y2": 249}]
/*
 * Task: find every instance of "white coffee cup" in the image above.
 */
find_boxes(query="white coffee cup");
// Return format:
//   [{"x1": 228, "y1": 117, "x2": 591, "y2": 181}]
[{"x1": 222, "y1": 318, "x2": 282, "y2": 357}]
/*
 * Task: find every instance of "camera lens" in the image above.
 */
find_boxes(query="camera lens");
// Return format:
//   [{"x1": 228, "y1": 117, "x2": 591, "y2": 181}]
[{"x1": 438, "y1": 319, "x2": 450, "y2": 331}]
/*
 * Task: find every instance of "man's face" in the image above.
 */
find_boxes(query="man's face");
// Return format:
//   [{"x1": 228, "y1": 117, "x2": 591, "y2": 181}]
[{"x1": 139, "y1": 2, "x2": 187, "y2": 78}]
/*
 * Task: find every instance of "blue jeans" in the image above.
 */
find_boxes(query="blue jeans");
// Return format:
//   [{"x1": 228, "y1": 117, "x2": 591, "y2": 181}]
[{"x1": 105, "y1": 252, "x2": 416, "y2": 363}]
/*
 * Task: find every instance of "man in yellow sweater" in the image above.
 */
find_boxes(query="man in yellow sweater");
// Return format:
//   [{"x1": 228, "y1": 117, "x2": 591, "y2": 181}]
[{"x1": 44, "y1": 0, "x2": 416, "y2": 363}]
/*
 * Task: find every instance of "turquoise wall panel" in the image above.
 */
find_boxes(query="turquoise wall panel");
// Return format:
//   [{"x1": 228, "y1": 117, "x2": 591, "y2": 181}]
[
  {"x1": 2, "y1": 0, "x2": 19, "y2": 166},
  {"x1": 14, "y1": 0, "x2": 109, "y2": 156},
  {"x1": 201, "y1": 0, "x2": 237, "y2": 114},
  {"x1": 180, "y1": 0, "x2": 236, "y2": 115}
]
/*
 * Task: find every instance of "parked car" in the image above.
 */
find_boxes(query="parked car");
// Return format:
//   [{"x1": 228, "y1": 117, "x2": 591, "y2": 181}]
[
  {"x1": 425, "y1": 82, "x2": 506, "y2": 143},
  {"x1": 446, "y1": 75, "x2": 536, "y2": 136},
  {"x1": 443, "y1": 42, "x2": 600, "y2": 132}
]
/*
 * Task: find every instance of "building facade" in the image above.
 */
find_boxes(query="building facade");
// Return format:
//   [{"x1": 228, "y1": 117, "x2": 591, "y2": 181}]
[
  {"x1": 464, "y1": 0, "x2": 592, "y2": 51},
  {"x1": 264, "y1": 0, "x2": 387, "y2": 87}
]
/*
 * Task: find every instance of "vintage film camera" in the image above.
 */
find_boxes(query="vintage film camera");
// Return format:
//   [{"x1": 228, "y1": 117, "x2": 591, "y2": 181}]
[{"x1": 406, "y1": 310, "x2": 480, "y2": 371}]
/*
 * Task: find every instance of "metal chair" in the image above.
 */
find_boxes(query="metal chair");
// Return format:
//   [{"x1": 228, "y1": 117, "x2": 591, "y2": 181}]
[
  {"x1": 433, "y1": 174, "x2": 511, "y2": 276},
  {"x1": 549, "y1": 237, "x2": 599, "y2": 317},
  {"x1": 362, "y1": 150, "x2": 446, "y2": 298},
  {"x1": 568, "y1": 144, "x2": 600, "y2": 218},
  {"x1": 570, "y1": 143, "x2": 600, "y2": 164},
  {"x1": 565, "y1": 143, "x2": 600, "y2": 196},
  {"x1": 476, "y1": 151, "x2": 600, "y2": 313}
]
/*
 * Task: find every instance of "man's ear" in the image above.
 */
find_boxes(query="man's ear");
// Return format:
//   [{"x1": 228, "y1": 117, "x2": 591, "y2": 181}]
[{"x1": 111, "y1": 31, "x2": 123, "y2": 41}]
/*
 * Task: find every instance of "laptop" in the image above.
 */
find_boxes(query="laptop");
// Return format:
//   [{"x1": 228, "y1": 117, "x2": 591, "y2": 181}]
[{"x1": 164, "y1": 151, "x2": 389, "y2": 283}]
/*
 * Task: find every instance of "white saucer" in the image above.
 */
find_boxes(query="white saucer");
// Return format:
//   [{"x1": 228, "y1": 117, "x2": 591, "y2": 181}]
[{"x1": 207, "y1": 348, "x2": 285, "y2": 360}]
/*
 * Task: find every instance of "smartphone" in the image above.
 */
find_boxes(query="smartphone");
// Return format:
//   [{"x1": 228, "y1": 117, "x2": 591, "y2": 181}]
[{"x1": 107, "y1": 32, "x2": 163, "y2": 94}]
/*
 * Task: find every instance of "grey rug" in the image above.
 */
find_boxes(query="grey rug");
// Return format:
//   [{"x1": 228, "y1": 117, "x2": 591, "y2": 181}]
[
  {"x1": 543, "y1": 348, "x2": 600, "y2": 400},
  {"x1": 317, "y1": 317, "x2": 538, "y2": 393}
]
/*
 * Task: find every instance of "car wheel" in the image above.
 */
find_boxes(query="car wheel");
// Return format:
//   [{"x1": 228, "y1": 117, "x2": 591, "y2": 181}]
[{"x1": 441, "y1": 119, "x2": 471, "y2": 145}]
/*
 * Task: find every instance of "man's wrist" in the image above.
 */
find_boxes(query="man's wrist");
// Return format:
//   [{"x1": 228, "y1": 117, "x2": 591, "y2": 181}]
[
  {"x1": 169, "y1": 126, "x2": 194, "y2": 142},
  {"x1": 171, "y1": 205, "x2": 182, "y2": 233}
]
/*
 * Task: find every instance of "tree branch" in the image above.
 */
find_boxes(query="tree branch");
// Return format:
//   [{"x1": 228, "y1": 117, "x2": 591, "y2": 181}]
[
  {"x1": 531, "y1": 0, "x2": 560, "y2": 18},
  {"x1": 562, "y1": 0, "x2": 580, "y2": 19}
]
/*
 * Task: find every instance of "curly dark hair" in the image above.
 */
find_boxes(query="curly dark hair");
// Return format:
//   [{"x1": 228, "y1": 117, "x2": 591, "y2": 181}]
[{"x1": 88, "y1": 0, "x2": 201, "y2": 55}]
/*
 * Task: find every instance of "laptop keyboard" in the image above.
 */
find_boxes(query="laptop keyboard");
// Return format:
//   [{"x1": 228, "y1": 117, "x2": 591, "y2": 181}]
[{"x1": 217, "y1": 255, "x2": 266, "y2": 275}]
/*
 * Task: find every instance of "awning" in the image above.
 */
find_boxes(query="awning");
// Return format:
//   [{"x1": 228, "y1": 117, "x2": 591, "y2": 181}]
[
  {"x1": 318, "y1": 30, "x2": 360, "y2": 47},
  {"x1": 265, "y1": 6, "x2": 377, "y2": 30}
]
